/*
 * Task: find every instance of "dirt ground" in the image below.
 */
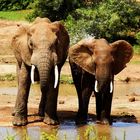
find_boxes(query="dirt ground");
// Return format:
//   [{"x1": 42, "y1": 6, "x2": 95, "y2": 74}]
[{"x1": 0, "y1": 19, "x2": 140, "y2": 127}]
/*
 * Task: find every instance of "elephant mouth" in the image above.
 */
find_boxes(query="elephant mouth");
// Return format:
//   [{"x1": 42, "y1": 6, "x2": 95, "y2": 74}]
[
  {"x1": 30, "y1": 64, "x2": 59, "y2": 88},
  {"x1": 94, "y1": 80, "x2": 113, "y2": 93}
]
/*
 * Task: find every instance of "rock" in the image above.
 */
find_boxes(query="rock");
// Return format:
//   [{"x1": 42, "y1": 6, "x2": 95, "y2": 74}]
[
  {"x1": 59, "y1": 100, "x2": 65, "y2": 104},
  {"x1": 129, "y1": 96, "x2": 135, "y2": 102},
  {"x1": 124, "y1": 77, "x2": 131, "y2": 83}
]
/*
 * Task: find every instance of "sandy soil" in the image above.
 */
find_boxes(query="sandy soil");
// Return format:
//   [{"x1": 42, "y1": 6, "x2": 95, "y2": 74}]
[{"x1": 0, "y1": 19, "x2": 140, "y2": 127}]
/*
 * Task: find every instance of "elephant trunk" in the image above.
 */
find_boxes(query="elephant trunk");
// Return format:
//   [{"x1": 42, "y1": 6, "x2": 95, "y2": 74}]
[{"x1": 31, "y1": 59, "x2": 59, "y2": 89}]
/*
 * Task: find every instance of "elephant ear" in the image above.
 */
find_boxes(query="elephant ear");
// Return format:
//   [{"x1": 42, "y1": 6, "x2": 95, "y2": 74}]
[
  {"x1": 111, "y1": 40, "x2": 133, "y2": 75},
  {"x1": 51, "y1": 21, "x2": 70, "y2": 65},
  {"x1": 69, "y1": 38, "x2": 95, "y2": 75},
  {"x1": 11, "y1": 24, "x2": 32, "y2": 66}
]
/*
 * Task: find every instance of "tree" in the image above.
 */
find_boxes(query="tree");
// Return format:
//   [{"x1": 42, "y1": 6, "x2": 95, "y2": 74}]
[
  {"x1": 64, "y1": 0, "x2": 140, "y2": 44},
  {"x1": 0, "y1": 0, "x2": 34, "y2": 11},
  {"x1": 32, "y1": 0, "x2": 83, "y2": 21}
]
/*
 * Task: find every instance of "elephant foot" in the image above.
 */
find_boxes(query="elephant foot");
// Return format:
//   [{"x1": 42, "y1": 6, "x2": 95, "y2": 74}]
[
  {"x1": 43, "y1": 116, "x2": 59, "y2": 125},
  {"x1": 12, "y1": 115, "x2": 28, "y2": 126},
  {"x1": 96, "y1": 118, "x2": 112, "y2": 125},
  {"x1": 75, "y1": 112, "x2": 88, "y2": 125},
  {"x1": 38, "y1": 111, "x2": 45, "y2": 117}
]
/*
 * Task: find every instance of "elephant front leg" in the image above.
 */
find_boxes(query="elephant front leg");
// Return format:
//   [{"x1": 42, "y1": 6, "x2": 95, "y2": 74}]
[
  {"x1": 38, "y1": 93, "x2": 46, "y2": 117},
  {"x1": 75, "y1": 72, "x2": 93, "y2": 124},
  {"x1": 76, "y1": 87, "x2": 92, "y2": 124},
  {"x1": 12, "y1": 63, "x2": 31, "y2": 126},
  {"x1": 43, "y1": 86, "x2": 59, "y2": 125},
  {"x1": 95, "y1": 92, "x2": 113, "y2": 125}
]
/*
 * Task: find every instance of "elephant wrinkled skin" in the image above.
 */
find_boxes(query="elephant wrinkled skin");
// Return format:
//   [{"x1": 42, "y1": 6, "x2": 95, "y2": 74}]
[
  {"x1": 69, "y1": 38, "x2": 133, "y2": 125},
  {"x1": 11, "y1": 17, "x2": 69, "y2": 126}
]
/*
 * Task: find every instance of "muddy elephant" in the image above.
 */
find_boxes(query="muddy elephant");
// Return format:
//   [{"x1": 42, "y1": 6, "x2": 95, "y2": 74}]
[
  {"x1": 11, "y1": 17, "x2": 69, "y2": 126},
  {"x1": 69, "y1": 38, "x2": 133, "y2": 125}
]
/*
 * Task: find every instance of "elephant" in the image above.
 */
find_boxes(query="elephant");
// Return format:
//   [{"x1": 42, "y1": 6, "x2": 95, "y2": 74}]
[
  {"x1": 69, "y1": 38, "x2": 133, "y2": 125},
  {"x1": 11, "y1": 17, "x2": 70, "y2": 126}
]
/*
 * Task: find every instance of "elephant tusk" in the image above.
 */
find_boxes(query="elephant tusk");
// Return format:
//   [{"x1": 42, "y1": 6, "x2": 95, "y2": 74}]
[
  {"x1": 95, "y1": 80, "x2": 99, "y2": 92},
  {"x1": 110, "y1": 81, "x2": 113, "y2": 93},
  {"x1": 54, "y1": 65, "x2": 59, "y2": 88},
  {"x1": 31, "y1": 65, "x2": 35, "y2": 84}
]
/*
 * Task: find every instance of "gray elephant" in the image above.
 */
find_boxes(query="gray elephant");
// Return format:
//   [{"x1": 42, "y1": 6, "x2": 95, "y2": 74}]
[
  {"x1": 69, "y1": 38, "x2": 133, "y2": 125},
  {"x1": 11, "y1": 17, "x2": 69, "y2": 126}
]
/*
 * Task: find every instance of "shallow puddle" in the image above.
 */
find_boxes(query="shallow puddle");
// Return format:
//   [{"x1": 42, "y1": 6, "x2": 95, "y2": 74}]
[{"x1": 0, "y1": 121, "x2": 140, "y2": 140}]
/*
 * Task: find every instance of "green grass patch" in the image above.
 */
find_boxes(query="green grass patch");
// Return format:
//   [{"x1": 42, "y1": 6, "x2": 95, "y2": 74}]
[
  {"x1": 0, "y1": 74, "x2": 16, "y2": 81},
  {"x1": 0, "y1": 74, "x2": 73, "y2": 84},
  {"x1": 130, "y1": 60, "x2": 140, "y2": 64},
  {"x1": 0, "y1": 10, "x2": 32, "y2": 21},
  {"x1": 133, "y1": 45, "x2": 140, "y2": 55},
  {"x1": 60, "y1": 75, "x2": 73, "y2": 84}
]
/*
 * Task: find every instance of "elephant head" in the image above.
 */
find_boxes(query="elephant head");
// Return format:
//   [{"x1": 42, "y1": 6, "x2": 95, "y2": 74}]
[
  {"x1": 69, "y1": 38, "x2": 133, "y2": 93},
  {"x1": 12, "y1": 17, "x2": 69, "y2": 89}
]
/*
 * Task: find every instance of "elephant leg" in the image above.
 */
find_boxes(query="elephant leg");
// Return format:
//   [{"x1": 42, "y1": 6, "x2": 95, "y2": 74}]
[
  {"x1": 69, "y1": 61, "x2": 84, "y2": 123},
  {"x1": 43, "y1": 71, "x2": 59, "y2": 125},
  {"x1": 12, "y1": 64, "x2": 20, "y2": 116},
  {"x1": 95, "y1": 93, "x2": 102, "y2": 122},
  {"x1": 38, "y1": 93, "x2": 46, "y2": 117},
  {"x1": 43, "y1": 87, "x2": 59, "y2": 125},
  {"x1": 103, "y1": 93, "x2": 113, "y2": 124},
  {"x1": 76, "y1": 72, "x2": 93, "y2": 124},
  {"x1": 95, "y1": 92, "x2": 113, "y2": 125},
  {"x1": 12, "y1": 63, "x2": 31, "y2": 126}
]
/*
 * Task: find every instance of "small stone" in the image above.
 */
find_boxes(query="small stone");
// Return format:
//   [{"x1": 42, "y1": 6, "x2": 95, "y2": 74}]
[
  {"x1": 124, "y1": 77, "x2": 131, "y2": 83},
  {"x1": 129, "y1": 97, "x2": 135, "y2": 102},
  {"x1": 59, "y1": 100, "x2": 65, "y2": 104}
]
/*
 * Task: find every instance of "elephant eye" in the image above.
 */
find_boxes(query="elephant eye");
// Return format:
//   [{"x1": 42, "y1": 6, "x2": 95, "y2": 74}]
[{"x1": 29, "y1": 40, "x2": 34, "y2": 49}]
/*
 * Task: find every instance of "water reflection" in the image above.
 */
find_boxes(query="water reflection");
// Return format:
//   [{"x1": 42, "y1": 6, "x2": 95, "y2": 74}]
[{"x1": 0, "y1": 121, "x2": 140, "y2": 140}]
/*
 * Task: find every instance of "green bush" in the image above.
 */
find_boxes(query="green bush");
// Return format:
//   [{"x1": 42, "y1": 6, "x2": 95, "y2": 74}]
[
  {"x1": 133, "y1": 32, "x2": 140, "y2": 54},
  {"x1": 64, "y1": 0, "x2": 140, "y2": 45},
  {"x1": 30, "y1": 0, "x2": 83, "y2": 21},
  {"x1": 0, "y1": 0, "x2": 35, "y2": 11}
]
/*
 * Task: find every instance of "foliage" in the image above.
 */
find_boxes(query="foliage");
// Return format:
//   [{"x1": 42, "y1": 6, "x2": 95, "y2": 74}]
[
  {"x1": 0, "y1": 0, "x2": 35, "y2": 11},
  {"x1": 65, "y1": 0, "x2": 140, "y2": 45},
  {"x1": 64, "y1": 8, "x2": 95, "y2": 44},
  {"x1": 30, "y1": 0, "x2": 83, "y2": 21},
  {"x1": 135, "y1": 32, "x2": 140, "y2": 45},
  {"x1": 133, "y1": 32, "x2": 140, "y2": 54}
]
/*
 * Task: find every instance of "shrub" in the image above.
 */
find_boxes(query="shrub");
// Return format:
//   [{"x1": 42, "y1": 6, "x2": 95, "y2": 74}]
[
  {"x1": 0, "y1": 0, "x2": 35, "y2": 11},
  {"x1": 31, "y1": 0, "x2": 83, "y2": 21},
  {"x1": 64, "y1": 0, "x2": 140, "y2": 45}
]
